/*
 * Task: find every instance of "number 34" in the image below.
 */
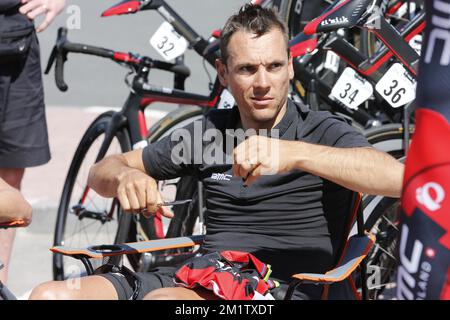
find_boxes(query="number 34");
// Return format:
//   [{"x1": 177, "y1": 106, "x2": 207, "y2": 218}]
[{"x1": 340, "y1": 83, "x2": 359, "y2": 105}]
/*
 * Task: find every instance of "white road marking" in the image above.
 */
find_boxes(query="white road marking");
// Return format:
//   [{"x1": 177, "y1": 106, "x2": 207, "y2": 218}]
[{"x1": 84, "y1": 106, "x2": 169, "y2": 120}]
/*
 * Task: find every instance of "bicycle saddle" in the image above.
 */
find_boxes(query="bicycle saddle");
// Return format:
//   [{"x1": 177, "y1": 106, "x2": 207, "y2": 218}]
[
  {"x1": 304, "y1": 0, "x2": 374, "y2": 35},
  {"x1": 101, "y1": 0, "x2": 164, "y2": 17}
]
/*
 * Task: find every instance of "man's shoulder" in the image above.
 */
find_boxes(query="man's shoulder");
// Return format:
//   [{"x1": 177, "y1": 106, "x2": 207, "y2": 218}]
[
  {"x1": 290, "y1": 100, "x2": 351, "y2": 133},
  {"x1": 290, "y1": 99, "x2": 370, "y2": 147},
  {"x1": 203, "y1": 107, "x2": 236, "y2": 131}
]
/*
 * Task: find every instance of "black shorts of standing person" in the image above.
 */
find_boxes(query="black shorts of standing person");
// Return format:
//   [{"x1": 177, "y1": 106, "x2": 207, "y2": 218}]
[{"x1": 0, "y1": 0, "x2": 65, "y2": 284}]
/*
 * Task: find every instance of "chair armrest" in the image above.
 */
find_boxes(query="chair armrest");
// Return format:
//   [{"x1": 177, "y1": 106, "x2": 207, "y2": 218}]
[
  {"x1": 50, "y1": 235, "x2": 205, "y2": 260},
  {"x1": 291, "y1": 233, "x2": 375, "y2": 284}
]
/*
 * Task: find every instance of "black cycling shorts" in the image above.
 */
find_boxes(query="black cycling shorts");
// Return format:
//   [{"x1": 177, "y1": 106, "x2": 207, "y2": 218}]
[
  {"x1": 98, "y1": 265, "x2": 321, "y2": 300},
  {"x1": 99, "y1": 266, "x2": 178, "y2": 300},
  {"x1": 0, "y1": 32, "x2": 50, "y2": 168}
]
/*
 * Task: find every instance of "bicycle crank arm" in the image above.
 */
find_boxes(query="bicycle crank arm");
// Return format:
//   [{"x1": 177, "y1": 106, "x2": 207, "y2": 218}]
[{"x1": 71, "y1": 204, "x2": 112, "y2": 223}]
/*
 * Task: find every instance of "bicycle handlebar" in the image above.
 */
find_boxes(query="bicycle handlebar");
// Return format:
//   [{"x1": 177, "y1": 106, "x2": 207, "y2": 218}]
[
  {"x1": 44, "y1": 28, "x2": 68, "y2": 91},
  {"x1": 45, "y1": 27, "x2": 191, "y2": 92},
  {"x1": 101, "y1": 0, "x2": 218, "y2": 65}
]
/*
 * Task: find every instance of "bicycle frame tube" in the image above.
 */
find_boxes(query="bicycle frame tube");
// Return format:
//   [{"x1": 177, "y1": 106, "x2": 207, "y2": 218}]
[
  {"x1": 366, "y1": 14, "x2": 420, "y2": 76},
  {"x1": 134, "y1": 81, "x2": 212, "y2": 109},
  {"x1": 364, "y1": 11, "x2": 425, "y2": 75},
  {"x1": 155, "y1": 1, "x2": 216, "y2": 65},
  {"x1": 323, "y1": 10, "x2": 424, "y2": 82},
  {"x1": 119, "y1": 76, "x2": 222, "y2": 149},
  {"x1": 94, "y1": 112, "x2": 128, "y2": 162}
]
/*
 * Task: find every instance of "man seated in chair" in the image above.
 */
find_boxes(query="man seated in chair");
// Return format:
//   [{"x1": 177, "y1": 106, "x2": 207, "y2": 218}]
[{"x1": 29, "y1": 4, "x2": 403, "y2": 300}]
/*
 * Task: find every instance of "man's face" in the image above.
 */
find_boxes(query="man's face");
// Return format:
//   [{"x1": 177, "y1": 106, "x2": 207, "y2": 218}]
[{"x1": 216, "y1": 28, "x2": 294, "y2": 129}]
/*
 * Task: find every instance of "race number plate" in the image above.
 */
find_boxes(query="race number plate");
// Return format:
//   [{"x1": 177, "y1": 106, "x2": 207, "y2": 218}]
[
  {"x1": 150, "y1": 22, "x2": 188, "y2": 61},
  {"x1": 330, "y1": 67, "x2": 373, "y2": 110},
  {"x1": 324, "y1": 51, "x2": 340, "y2": 74},
  {"x1": 409, "y1": 34, "x2": 422, "y2": 55},
  {"x1": 217, "y1": 89, "x2": 235, "y2": 109},
  {"x1": 375, "y1": 63, "x2": 416, "y2": 108}
]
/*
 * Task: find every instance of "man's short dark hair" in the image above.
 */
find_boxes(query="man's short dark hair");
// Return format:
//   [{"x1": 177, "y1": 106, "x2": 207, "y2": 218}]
[{"x1": 220, "y1": 4, "x2": 289, "y2": 64}]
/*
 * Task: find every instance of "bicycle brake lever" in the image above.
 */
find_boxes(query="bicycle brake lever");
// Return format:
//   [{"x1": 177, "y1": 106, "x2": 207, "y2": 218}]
[{"x1": 44, "y1": 45, "x2": 58, "y2": 74}]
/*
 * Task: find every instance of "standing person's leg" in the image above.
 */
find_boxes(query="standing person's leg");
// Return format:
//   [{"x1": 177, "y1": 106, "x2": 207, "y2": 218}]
[
  {"x1": 0, "y1": 32, "x2": 51, "y2": 284},
  {"x1": 0, "y1": 168, "x2": 24, "y2": 189},
  {"x1": 0, "y1": 168, "x2": 25, "y2": 284}
]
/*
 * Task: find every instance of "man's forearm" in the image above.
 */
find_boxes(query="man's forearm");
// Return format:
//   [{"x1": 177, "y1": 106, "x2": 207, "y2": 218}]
[
  {"x1": 291, "y1": 142, "x2": 404, "y2": 197},
  {"x1": 88, "y1": 154, "x2": 139, "y2": 198},
  {"x1": 88, "y1": 150, "x2": 169, "y2": 216}
]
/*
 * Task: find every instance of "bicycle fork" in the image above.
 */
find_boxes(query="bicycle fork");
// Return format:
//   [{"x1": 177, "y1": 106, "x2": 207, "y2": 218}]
[
  {"x1": 95, "y1": 112, "x2": 128, "y2": 163},
  {"x1": 72, "y1": 112, "x2": 128, "y2": 224}
]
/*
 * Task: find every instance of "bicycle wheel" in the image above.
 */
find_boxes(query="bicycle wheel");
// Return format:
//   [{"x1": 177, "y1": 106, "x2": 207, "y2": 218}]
[
  {"x1": 129, "y1": 106, "x2": 205, "y2": 271},
  {"x1": 53, "y1": 112, "x2": 131, "y2": 280},
  {"x1": 362, "y1": 193, "x2": 401, "y2": 300},
  {"x1": 355, "y1": 125, "x2": 412, "y2": 299},
  {"x1": 135, "y1": 106, "x2": 204, "y2": 238},
  {"x1": 365, "y1": 123, "x2": 414, "y2": 158}
]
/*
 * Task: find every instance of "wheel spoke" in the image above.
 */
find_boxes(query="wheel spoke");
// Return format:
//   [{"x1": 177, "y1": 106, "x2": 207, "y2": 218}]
[
  {"x1": 55, "y1": 110, "x2": 204, "y2": 280},
  {"x1": 382, "y1": 214, "x2": 399, "y2": 231}
]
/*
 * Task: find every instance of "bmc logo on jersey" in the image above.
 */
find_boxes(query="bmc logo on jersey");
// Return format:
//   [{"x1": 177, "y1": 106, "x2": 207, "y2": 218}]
[
  {"x1": 425, "y1": 0, "x2": 450, "y2": 65},
  {"x1": 211, "y1": 173, "x2": 232, "y2": 181},
  {"x1": 397, "y1": 223, "x2": 431, "y2": 300},
  {"x1": 416, "y1": 182, "x2": 445, "y2": 212}
]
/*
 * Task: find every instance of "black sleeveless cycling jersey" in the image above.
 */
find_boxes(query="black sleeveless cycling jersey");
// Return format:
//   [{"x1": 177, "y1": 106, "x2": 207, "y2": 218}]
[
  {"x1": 398, "y1": 0, "x2": 450, "y2": 300},
  {"x1": 142, "y1": 99, "x2": 370, "y2": 281}
]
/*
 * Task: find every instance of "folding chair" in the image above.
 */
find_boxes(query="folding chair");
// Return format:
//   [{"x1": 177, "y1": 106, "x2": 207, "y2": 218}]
[
  {"x1": 0, "y1": 219, "x2": 30, "y2": 300},
  {"x1": 284, "y1": 192, "x2": 375, "y2": 300},
  {"x1": 51, "y1": 192, "x2": 375, "y2": 300}
]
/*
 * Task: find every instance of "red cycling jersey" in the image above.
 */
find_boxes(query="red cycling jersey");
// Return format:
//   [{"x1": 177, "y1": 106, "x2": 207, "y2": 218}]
[{"x1": 397, "y1": 0, "x2": 450, "y2": 300}]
